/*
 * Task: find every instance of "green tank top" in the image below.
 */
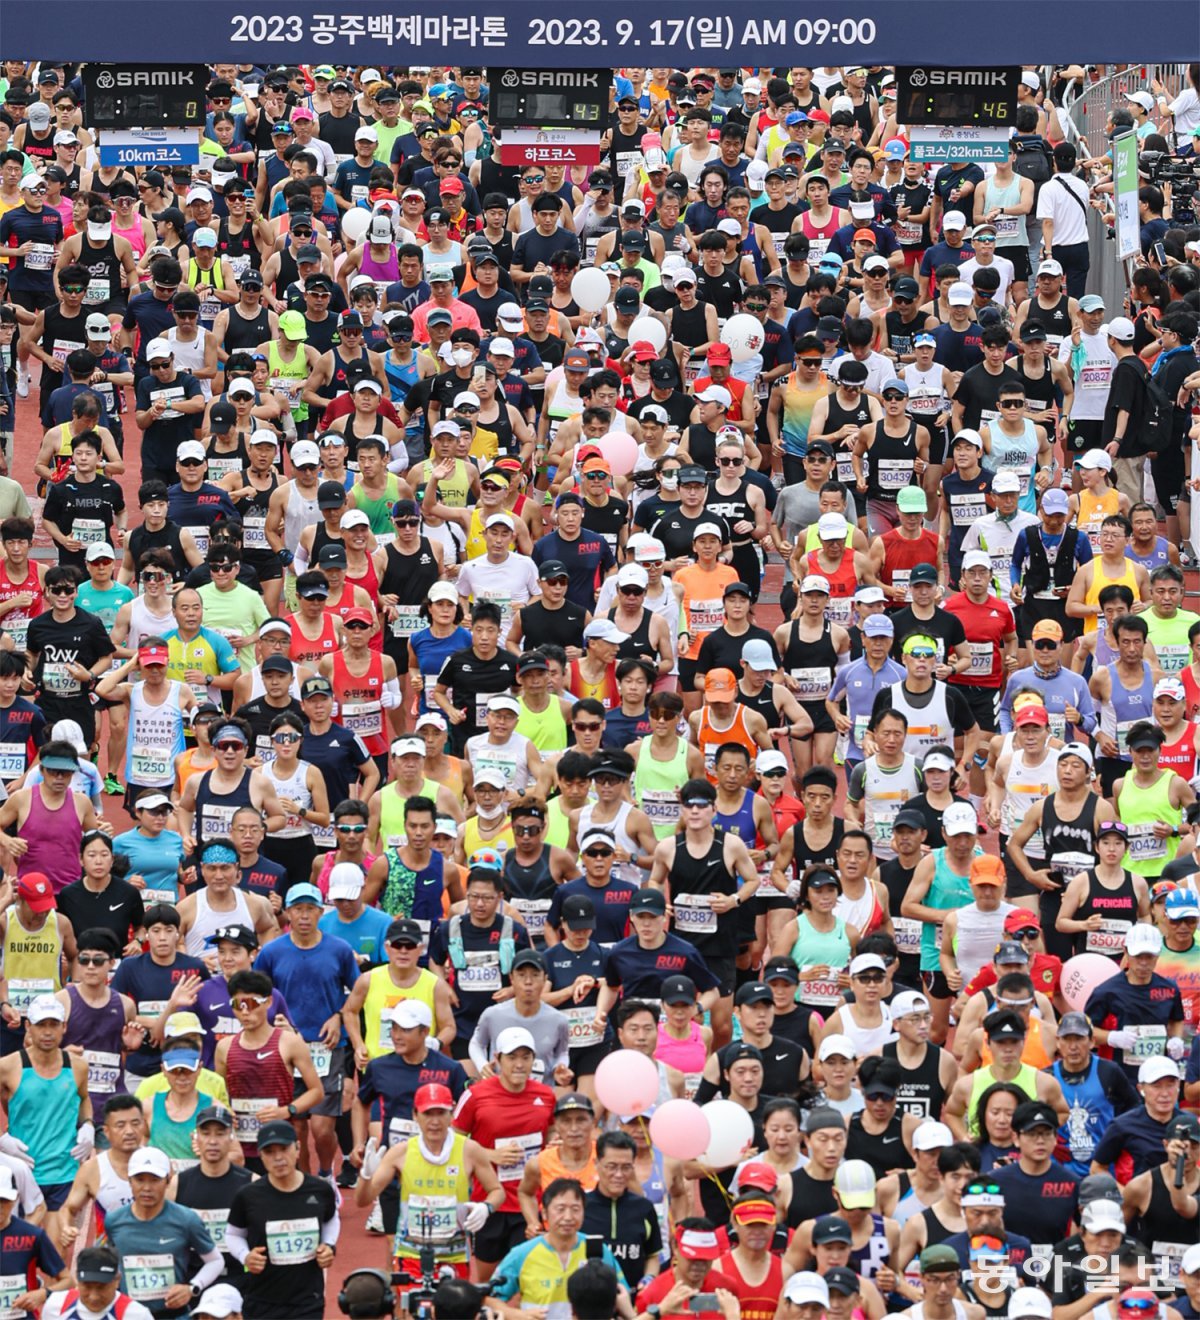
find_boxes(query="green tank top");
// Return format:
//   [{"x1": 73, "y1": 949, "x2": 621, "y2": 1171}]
[
  {"x1": 546, "y1": 797, "x2": 571, "y2": 849},
  {"x1": 967, "y1": 1062, "x2": 1037, "y2": 1138},
  {"x1": 379, "y1": 777, "x2": 442, "y2": 844},
  {"x1": 921, "y1": 846, "x2": 981, "y2": 970},
  {"x1": 8, "y1": 1050, "x2": 82, "y2": 1185},
  {"x1": 267, "y1": 340, "x2": 309, "y2": 421},
  {"x1": 1117, "y1": 770, "x2": 1182, "y2": 877},
  {"x1": 352, "y1": 474, "x2": 402, "y2": 535},
  {"x1": 151, "y1": 1088, "x2": 218, "y2": 1168},
  {"x1": 790, "y1": 914, "x2": 851, "y2": 969},
  {"x1": 515, "y1": 695, "x2": 569, "y2": 753},
  {"x1": 433, "y1": 458, "x2": 472, "y2": 509},
  {"x1": 1144, "y1": 609, "x2": 1200, "y2": 676},
  {"x1": 633, "y1": 738, "x2": 692, "y2": 839}
]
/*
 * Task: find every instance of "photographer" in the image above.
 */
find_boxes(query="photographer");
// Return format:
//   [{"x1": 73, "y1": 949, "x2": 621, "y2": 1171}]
[{"x1": 337, "y1": 1269, "x2": 397, "y2": 1319}]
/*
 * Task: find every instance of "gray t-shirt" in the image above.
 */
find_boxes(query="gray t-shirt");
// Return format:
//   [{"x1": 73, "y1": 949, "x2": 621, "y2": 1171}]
[
  {"x1": 468, "y1": 1001, "x2": 572, "y2": 1079},
  {"x1": 773, "y1": 482, "x2": 860, "y2": 582}
]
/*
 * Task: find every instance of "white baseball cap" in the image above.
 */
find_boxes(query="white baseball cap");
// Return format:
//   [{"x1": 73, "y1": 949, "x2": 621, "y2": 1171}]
[
  {"x1": 194, "y1": 1284, "x2": 244, "y2": 1319},
  {"x1": 947, "y1": 282, "x2": 974, "y2": 306},
  {"x1": 128, "y1": 1146, "x2": 172, "y2": 1179},
  {"x1": 961, "y1": 550, "x2": 993, "y2": 572},
  {"x1": 326, "y1": 863, "x2": 365, "y2": 901},
  {"x1": 817, "y1": 1033, "x2": 857, "y2": 1061},
  {"x1": 27, "y1": 994, "x2": 65, "y2": 1023},
  {"x1": 489, "y1": 337, "x2": 515, "y2": 357},
  {"x1": 495, "y1": 1026, "x2": 537, "y2": 1056},
  {"x1": 583, "y1": 619, "x2": 628, "y2": 645},
  {"x1": 616, "y1": 563, "x2": 649, "y2": 589},
  {"x1": 1102, "y1": 317, "x2": 1136, "y2": 342},
  {"x1": 891, "y1": 990, "x2": 932, "y2": 1019},
  {"x1": 942, "y1": 210, "x2": 968, "y2": 231},
  {"x1": 1077, "y1": 449, "x2": 1113, "y2": 471},
  {"x1": 912, "y1": 1119, "x2": 954, "y2": 1151},
  {"x1": 942, "y1": 802, "x2": 978, "y2": 836},
  {"x1": 784, "y1": 1273, "x2": 829, "y2": 1307},
  {"x1": 1127, "y1": 923, "x2": 1163, "y2": 956},
  {"x1": 755, "y1": 749, "x2": 789, "y2": 775},
  {"x1": 1011, "y1": 1289, "x2": 1053, "y2": 1320},
  {"x1": 177, "y1": 440, "x2": 207, "y2": 463},
  {"x1": 291, "y1": 440, "x2": 321, "y2": 467},
  {"x1": 991, "y1": 469, "x2": 1022, "y2": 494},
  {"x1": 800, "y1": 574, "x2": 831, "y2": 595},
  {"x1": 817, "y1": 512, "x2": 849, "y2": 540}
]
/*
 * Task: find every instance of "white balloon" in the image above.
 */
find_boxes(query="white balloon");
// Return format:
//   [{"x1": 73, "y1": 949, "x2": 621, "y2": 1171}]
[
  {"x1": 571, "y1": 268, "x2": 611, "y2": 313},
  {"x1": 627, "y1": 316, "x2": 667, "y2": 354},
  {"x1": 721, "y1": 313, "x2": 768, "y2": 364},
  {"x1": 699, "y1": 1099, "x2": 755, "y2": 1169},
  {"x1": 340, "y1": 208, "x2": 371, "y2": 245}
]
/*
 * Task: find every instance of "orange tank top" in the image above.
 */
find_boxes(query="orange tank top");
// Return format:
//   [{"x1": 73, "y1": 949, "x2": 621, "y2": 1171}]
[
  {"x1": 568, "y1": 658, "x2": 619, "y2": 710},
  {"x1": 980, "y1": 1016, "x2": 1052, "y2": 1070},
  {"x1": 175, "y1": 748, "x2": 216, "y2": 797},
  {"x1": 286, "y1": 610, "x2": 339, "y2": 665},
  {"x1": 539, "y1": 1142, "x2": 599, "y2": 1193},
  {"x1": 697, "y1": 704, "x2": 759, "y2": 783}
]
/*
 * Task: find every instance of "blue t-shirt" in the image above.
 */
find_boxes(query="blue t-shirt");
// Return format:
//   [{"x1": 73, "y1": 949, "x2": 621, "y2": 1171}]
[
  {"x1": 357, "y1": 1047, "x2": 468, "y2": 1146},
  {"x1": 255, "y1": 932, "x2": 360, "y2": 1042},
  {"x1": 110, "y1": 952, "x2": 210, "y2": 1076},
  {"x1": 300, "y1": 724, "x2": 371, "y2": 815},
  {"x1": 602, "y1": 931, "x2": 719, "y2": 998},
  {"x1": 105, "y1": 1200, "x2": 215, "y2": 1303},
  {"x1": 318, "y1": 905, "x2": 394, "y2": 965},
  {"x1": 531, "y1": 530, "x2": 615, "y2": 611},
  {"x1": 547, "y1": 878, "x2": 637, "y2": 947},
  {"x1": 113, "y1": 827, "x2": 186, "y2": 900}
]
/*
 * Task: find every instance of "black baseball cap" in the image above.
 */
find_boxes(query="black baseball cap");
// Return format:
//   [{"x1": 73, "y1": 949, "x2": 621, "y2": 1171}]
[
  {"x1": 725, "y1": 1042, "x2": 764, "y2": 1067},
  {"x1": 385, "y1": 918, "x2": 424, "y2": 947},
  {"x1": 629, "y1": 888, "x2": 667, "y2": 915},
  {"x1": 735, "y1": 981, "x2": 773, "y2": 1007},
  {"x1": 196, "y1": 1104, "x2": 234, "y2": 1129},
  {"x1": 1012, "y1": 1101, "x2": 1059, "y2": 1132},
  {"x1": 812, "y1": 1215, "x2": 854, "y2": 1245},
  {"x1": 984, "y1": 1009, "x2": 1027, "y2": 1039},
  {"x1": 208, "y1": 400, "x2": 236, "y2": 434},
  {"x1": 317, "y1": 480, "x2": 347, "y2": 509},
  {"x1": 561, "y1": 895, "x2": 596, "y2": 930},
  {"x1": 512, "y1": 948, "x2": 546, "y2": 973},
  {"x1": 662, "y1": 974, "x2": 697, "y2": 1004},
  {"x1": 763, "y1": 957, "x2": 799, "y2": 984}
]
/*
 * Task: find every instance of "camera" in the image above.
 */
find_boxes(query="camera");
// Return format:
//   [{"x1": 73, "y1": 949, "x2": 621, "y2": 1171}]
[{"x1": 1139, "y1": 150, "x2": 1200, "y2": 224}]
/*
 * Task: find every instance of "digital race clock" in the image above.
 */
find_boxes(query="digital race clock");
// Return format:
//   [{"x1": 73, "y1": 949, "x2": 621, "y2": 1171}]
[
  {"x1": 82, "y1": 64, "x2": 208, "y2": 129},
  {"x1": 895, "y1": 67, "x2": 1022, "y2": 128}
]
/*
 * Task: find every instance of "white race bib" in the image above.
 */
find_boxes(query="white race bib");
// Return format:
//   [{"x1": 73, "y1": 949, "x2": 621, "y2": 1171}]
[
  {"x1": 266, "y1": 1216, "x2": 319, "y2": 1265},
  {"x1": 122, "y1": 1254, "x2": 175, "y2": 1302},
  {"x1": 673, "y1": 892, "x2": 718, "y2": 935}
]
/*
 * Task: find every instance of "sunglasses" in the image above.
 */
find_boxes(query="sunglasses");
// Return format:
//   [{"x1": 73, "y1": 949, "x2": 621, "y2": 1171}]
[
  {"x1": 523, "y1": 174, "x2": 545, "y2": 183},
  {"x1": 344, "y1": 620, "x2": 370, "y2": 630},
  {"x1": 855, "y1": 971, "x2": 886, "y2": 984},
  {"x1": 966, "y1": 1183, "x2": 1002, "y2": 1196},
  {"x1": 48, "y1": 584, "x2": 75, "y2": 596},
  {"x1": 882, "y1": 392, "x2": 907, "y2": 402},
  {"x1": 583, "y1": 848, "x2": 614, "y2": 858},
  {"x1": 717, "y1": 456, "x2": 743, "y2": 466},
  {"x1": 272, "y1": 732, "x2": 301, "y2": 744},
  {"x1": 744, "y1": 303, "x2": 767, "y2": 312},
  {"x1": 232, "y1": 995, "x2": 269, "y2": 1010},
  {"x1": 619, "y1": 585, "x2": 646, "y2": 596},
  {"x1": 999, "y1": 399, "x2": 1025, "y2": 408},
  {"x1": 214, "y1": 741, "x2": 246, "y2": 752},
  {"x1": 393, "y1": 517, "x2": 420, "y2": 527},
  {"x1": 210, "y1": 562, "x2": 236, "y2": 571},
  {"x1": 514, "y1": 824, "x2": 542, "y2": 837},
  {"x1": 573, "y1": 722, "x2": 602, "y2": 733},
  {"x1": 892, "y1": 295, "x2": 914, "y2": 305},
  {"x1": 906, "y1": 647, "x2": 936, "y2": 659},
  {"x1": 337, "y1": 823, "x2": 367, "y2": 834},
  {"x1": 149, "y1": 360, "x2": 174, "y2": 370},
  {"x1": 1033, "y1": 640, "x2": 1058, "y2": 650},
  {"x1": 761, "y1": 768, "x2": 788, "y2": 778},
  {"x1": 76, "y1": 954, "x2": 110, "y2": 967},
  {"x1": 61, "y1": 283, "x2": 85, "y2": 294}
]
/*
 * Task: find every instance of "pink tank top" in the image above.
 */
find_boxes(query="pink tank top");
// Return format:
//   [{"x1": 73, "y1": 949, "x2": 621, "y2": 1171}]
[
  {"x1": 315, "y1": 848, "x2": 378, "y2": 897},
  {"x1": 655, "y1": 1021, "x2": 707, "y2": 1074},
  {"x1": 19, "y1": 785, "x2": 83, "y2": 893},
  {"x1": 360, "y1": 244, "x2": 400, "y2": 285},
  {"x1": 112, "y1": 216, "x2": 147, "y2": 259}
]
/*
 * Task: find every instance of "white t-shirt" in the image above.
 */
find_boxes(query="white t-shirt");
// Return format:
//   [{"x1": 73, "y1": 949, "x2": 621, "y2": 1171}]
[
  {"x1": 455, "y1": 553, "x2": 541, "y2": 645},
  {"x1": 1036, "y1": 173, "x2": 1091, "y2": 246},
  {"x1": 959, "y1": 254, "x2": 1016, "y2": 306},
  {"x1": 1169, "y1": 87, "x2": 1200, "y2": 148}
]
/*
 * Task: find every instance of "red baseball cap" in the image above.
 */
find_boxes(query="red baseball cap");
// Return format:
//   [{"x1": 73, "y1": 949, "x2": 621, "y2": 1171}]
[
  {"x1": 439, "y1": 176, "x2": 465, "y2": 194},
  {"x1": 342, "y1": 607, "x2": 374, "y2": 627},
  {"x1": 738, "y1": 1161, "x2": 779, "y2": 1192},
  {"x1": 1015, "y1": 705, "x2": 1049, "y2": 727},
  {"x1": 139, "y1": 645, "x2": 169, "y2": 667},
  {"x1": 632, "y1": 341, "x2": 659, "y2": 362},
  {"x1": 1004, "y1": 908, "x2": 1041, "y2": 932},
  {"x1": 414, "y1": 1083, "x2": 456, "y2": 1112},
  {"x1": 706, "y1": 343, "x2": 732, "y2": 363},
  {"x1": 17, "y1": 873, "x2": 55, "y2": 913},
  {"x1": 852, "y1": 228, "x2": 876, "y2": 243},
  {"x1": 676, "y1": 1226, "x2": 723, "y2": 1260}
]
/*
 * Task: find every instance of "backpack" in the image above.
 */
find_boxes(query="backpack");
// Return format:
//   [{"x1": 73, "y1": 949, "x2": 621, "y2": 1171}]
[
  {"x1": 1130, "y1": 358, "x2": 1172, "y2": 455},
  {"x1": 1011, "y1": 136, "x2": 1053, "y2": 201}
]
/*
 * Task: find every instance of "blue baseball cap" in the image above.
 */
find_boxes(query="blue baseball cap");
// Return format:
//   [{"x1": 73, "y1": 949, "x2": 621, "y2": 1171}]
[
  {"x1": 785, "y1": 111, "x2": 809, "y2": 126},
  {"x1": 285, "y1": 883, "x2": 324, "y2": 907},
  {"x1": 1166, "y1": 888, "x2": 1200, "y2": 920},
  {"x1": 162, "y1": 1049, "x2": 200, "y2": 1071}
]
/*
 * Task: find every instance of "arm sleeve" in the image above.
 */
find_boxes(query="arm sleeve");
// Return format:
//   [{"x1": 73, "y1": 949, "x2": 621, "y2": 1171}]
[
  {"x1": 468, "y1": 1013, "x2": 493, "y2": 1073},
  {"x1": 189, "y1": 1249, "x2": 225, "y2": 1292},
  {"x1": 224, "y1": 1224, "x2": 251, "y2": 1263}
]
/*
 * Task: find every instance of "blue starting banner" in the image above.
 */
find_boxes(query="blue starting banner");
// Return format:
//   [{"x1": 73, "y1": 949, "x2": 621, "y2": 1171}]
[{"x1": 6, "y1": 0, "x2": 1199, "y2": 64}]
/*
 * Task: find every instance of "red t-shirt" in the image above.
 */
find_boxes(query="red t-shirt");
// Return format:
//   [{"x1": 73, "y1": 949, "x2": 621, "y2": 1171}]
[
  {"x1": 1181, "y1": 666, "x2": 1200, "y2": 722},
  {"x1": 453, "y1": 1075, "x2": 556, "y2": 1213},
  {"x1": 966, "y1": 950, "x2": 1062, "y2": 998},
  {"x1": 946, "y1": 590, "x2": 1016, "y2": 689},
  {"x1": 637, "y1": 1267, "x2": 744, "y2": 1320}
]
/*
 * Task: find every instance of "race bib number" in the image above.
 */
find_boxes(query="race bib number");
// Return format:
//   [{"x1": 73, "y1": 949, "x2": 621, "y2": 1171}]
[
  {"x1": 893, "y1": 916, "x2": 922, "y2": 957},
  {"x1": 270, "y1": 376, "x2": 302, "y2": 407},
  {"x1": 1152, "y1": 1242, "x2": 1186, "y2": 1285},
  {"x1": 473, "y1": 690, "x2": 506, "y2": 727},
  {"x1": 130, "y1": 743, "x2": 171, "y2": 784},
  {"x1": 83, "y1": 1049, "x2": 121, "y2": 1095},
  {"x1": 836, "y1": 451, "x2": 855, "y2": 485},
  {"x1": 341, "y1": 701, "x2": 383, "y2": 739},
  {"x1": 72, "y1": 517, "x2": 106, "y2": 545},
  {"x1": 639, "y1": 789, "x2": 680, "y2": 831},
  {"x1": 562, "y1": 1003, "x2": 599, "y2": 1045},
  {"x1": 877, "y1": 460, "x2": 911, "y2": 491},
  {"x1": 137, "y1": 999, "x2": 168, "y2": 1020},
  {"x1": 266, "y1": 1216, "x2": 319, "y2": 1265},
  {"x1": 511, "y1": 898, "x2": 552, "y2": 939},
  {"x1": 797, "y1": 968, "x2": 843, "y2": 1008},
  {"x1": 826, "y1": 595, "x2": 854, "y2": 627},
  {"x1": 244, "y1": 515, "x2": 268, "y2": 550},
  {"x1": 688, "y1": 598, "x2": 724, "y2": 632},
  {"x1": 387, "y1": 1116, "x2": 417, "y2": 1147},
  {"x1": 1127, "y1": 823, "x2": 1167, "y2": 863},
  {"x1": 85, "y1": 278, "x2": 110, "y2": 306},
  {"x1": 496, "y1": 1131, "x2": 543, "y2": 1182},
  {"x1": 1085, "y1": 919, "x2": 1131, "y2": 956},
  {"x1": 791, "y1": 666, "x2": 832, "y2": 701},
  {"x1": 207, "y1": 454, "x2": 241, "y2": 483},
  {"x1": 232, "y1": 1096, "x2": 273, "y2": 1145},
  {"x1": 1079, "y1": 362, "x2": 1112, "y2": 391},
  {"x1": 6, "y1": 978, "x2": 52, "y2": 1014},
  {"x1": 1126, "y1": 1023, "x2": 1168, "y2": 1061},
  {"x1": 390, "y1": 605, "x2": 423, "y2": 637},
  {"x1": 1157, "y1": 645, "x2": 1189, "y2": 676},
  {"x1": 408, "y1": 1194, "x2": 459, "y2": 1244},
  {"x1": 0, "y1": 1272, "x2": 26, "y2": 1320},
  {"x1": 994, "y1": 215, "x2": 1022, "y2": 240},
  {"x1": 673, "y1": 892, "x2": 718, "y2": 936},
  {"x1": 308, "y1": 1042, "x2": 332, "y2": 1076},
  {"x1": 968, "y1": 642, "x2": 994, "y2": 675},
  {"x1": 895, "y1": 220, "x2": 923, "y2": 245},
  {"x1": 25, "y1": 244, "x2": 54, "y2": 272},
  {"x1": 122, "y1": 1254, "x2": 175, "y2": 1302},
  {"x1": 196, "y1": 1207, "x2": 229, "y2": 1249},
  {"x1": 950, "y1": 494, "x2": 986, "y2": 525},
  {"x1": 458, "y1": 950, "x2": 502, "y2": 993}
]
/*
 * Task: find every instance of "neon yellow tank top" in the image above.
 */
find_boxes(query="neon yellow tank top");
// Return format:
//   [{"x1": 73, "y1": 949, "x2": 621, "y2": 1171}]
[
  {"x1": 362, "y1": 964, "x2": 439, "y2": 1060},
  {"x1": 379, "y1": 777, "x2": 443, "y2": 844},
  {"x1": 3, "y1": 910, "x2": 62, "y2": 1016},
  {"x1": 396, "y1": 1129, "x2": 471, "y2": 1263}
]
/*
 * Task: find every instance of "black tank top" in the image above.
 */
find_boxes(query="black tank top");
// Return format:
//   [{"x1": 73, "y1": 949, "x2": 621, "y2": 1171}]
[
  {"x1": 782, "y1": 619, "x2": 838, "y2": 709},
  {"x1": 238, "y1": 471, "x2": 279, "y2": 564},
  {"x1": 696, "y1": 270, "x2": 740, "y2": 321},
  {"x1": 311, "y1": 523, "x2": 345, "y2": 564},
  {"x1": 477, "y1": 403, "x2": 516, "y2": 460},
  {"x1": 738, "y1": 681, "x2": 782, "y2": 730},
  {"x1": 222, "y1": 304, "x2": 273, "y2": 355},
  {"x1": 379, "y1": 537, "x2": 441, "y2": 608},
  {"x1": 1041, "y1": 791, "x2": 1099, "y2": 881},
  {"x1": 685, "y1": 423, "x2": 719, "y2": 474},
  {"x1": 1133, "y1": 1165, "x2": 1199, "y2": 1257},
  {"x1": 846, "y1": 1111, "x2": 907, "y2": 1179},
  {"x1": 792, "y1": 818, "x2": 844, "y2": 877},
  {"x1": 826, "y1": 390, "x2": 875, "y2": 437},
  {"x1": 1033, "y1": 293, "x2": 1073, "y2": 341},
  {"x1": 1073, "y1": 867, "x2": 1139, "y2": 957},
  {"x1": 127, "y1": 521, "x2": 190, "y2": 583},
  {"x1": 921, "y1": 1203, "x2": 957, "y2": 1247},
  {"x1": 503, "y1": 848, "x2": 558, "y2": 947},
  {"x1": 612, "y1": 607, "x2": 654, "y2": 665},
  {"x1": 865, "y1": 418, "x2": 919, "y2": 504},
  {"x1": 40, "y1": 304, "x2": 90, "y2": 390},
  {"x1": 22, "y1": 128, "x2": 55, "y2": 167},
  {"x1": 883, "y1": 1038, "x2": 947, "y2": 1120},
  {"x1": 1015, "y1": 356, "x2": 1059, "y2": 418},
  {"x1": 670, "y1": 302, "x2": 710, "y2": 352},
  {"x1": 668, "y1": 828, "x2": 737, "y2": 959},
  {"x1": 193, "y1": 768, "x2": 255, "y2": 842},
  {"x1": 217, "y1": 219, "x2": 261, "y2": 273},
  {"x1": 76, "y1": 236, "x2": 125, "y2": 310},
  {"x1": 786, "y1": 1168, "x2": 838, "y2": 1229},
  {"x1": 705, "y1": 480, "x2": 755, "y2": 548}
]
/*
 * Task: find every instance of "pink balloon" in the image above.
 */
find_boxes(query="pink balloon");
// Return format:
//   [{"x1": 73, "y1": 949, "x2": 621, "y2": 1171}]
[
  {"x1": 594, "y1": 1049, "x2": 660, "y2": 1116},
  {"x1": 595, "y1": 430, "x2": 639, "y2": 477},
  {"x1": 649, "y1": 1099, "x2": 711, "y2": 1161},
  {"x1": 1060, "y1": 953, "x2": 1120, "y2": 1012}
]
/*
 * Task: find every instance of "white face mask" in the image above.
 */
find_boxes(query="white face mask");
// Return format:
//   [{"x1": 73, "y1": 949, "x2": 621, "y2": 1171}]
[
  {"x1": 476, "y1": 800, "x2": 506, "y2": 823},
  {"x1": 451, "y1": 348, "x2": 474, "y2": 367},
  {"x1": 661, "y1": 474, "x2": 679, "y2": 490}
]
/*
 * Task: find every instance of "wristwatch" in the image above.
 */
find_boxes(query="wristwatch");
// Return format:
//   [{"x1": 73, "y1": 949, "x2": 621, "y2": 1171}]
[
  {"x1": 287, "y1": 1103, "x2": 299, "y2": 1117},
  {"x1": 647, "y1": 1306, "x2": 662, "y2": 1319}
]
